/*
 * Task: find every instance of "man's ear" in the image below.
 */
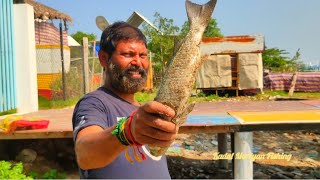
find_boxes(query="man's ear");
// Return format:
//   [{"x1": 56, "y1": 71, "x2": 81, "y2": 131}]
[{"x1": 98, "y1": 50, "x2": 109, "y2": 68}]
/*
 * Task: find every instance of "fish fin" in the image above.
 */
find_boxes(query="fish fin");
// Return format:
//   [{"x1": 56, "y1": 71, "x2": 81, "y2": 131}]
[
  {"x1": 185, "y1": 0, "x2": 217, "y2": 31},
  {"x1": 174, "y1": 103, "x2": 195, "y2": 125}
]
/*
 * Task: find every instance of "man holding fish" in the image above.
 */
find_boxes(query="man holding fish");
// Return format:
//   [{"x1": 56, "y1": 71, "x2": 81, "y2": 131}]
[{"x1": 72, "y1": 0, "x2": 216, "y2": 178}]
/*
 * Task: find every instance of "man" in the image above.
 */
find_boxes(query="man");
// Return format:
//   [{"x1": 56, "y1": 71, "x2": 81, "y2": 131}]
[{"x1": 72, "y1": 21, "x2": 178, "y2": 179}]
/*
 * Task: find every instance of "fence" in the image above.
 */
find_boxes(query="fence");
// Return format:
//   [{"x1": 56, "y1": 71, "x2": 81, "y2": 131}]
[
  {"x1": 264, "y1": 72, "x2": 320, "y2": 92},
  {"x1": 47, "y1": 38, "x2": 102, "y2": 101},
  {"x1": 41, "y1": 37, "x2": 154, "y2": 102}
]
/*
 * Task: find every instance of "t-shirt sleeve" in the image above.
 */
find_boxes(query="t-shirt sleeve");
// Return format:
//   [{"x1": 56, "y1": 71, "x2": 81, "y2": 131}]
[{"x1": 72, "y1": 96, "x2": 110, "y2": 141}]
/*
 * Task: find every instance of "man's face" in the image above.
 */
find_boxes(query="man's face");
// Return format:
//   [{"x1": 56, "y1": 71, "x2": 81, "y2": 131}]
[{"x1": 106, "y1": 40, "x2": 149, "y2": 93}]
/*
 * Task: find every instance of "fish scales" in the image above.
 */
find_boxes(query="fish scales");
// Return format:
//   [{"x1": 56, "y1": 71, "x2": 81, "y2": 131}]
[{"x1": 149, "y1": 0, "x2": 217, "y2": 157}]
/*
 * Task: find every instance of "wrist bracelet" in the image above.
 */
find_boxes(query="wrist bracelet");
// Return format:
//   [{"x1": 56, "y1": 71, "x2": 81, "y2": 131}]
[
  {"x1": 111, "y1": 117, "x2": 131, "y2": 146},
  {"x1": 111, "y1": 110, "x2": 148, "y2": 163}
]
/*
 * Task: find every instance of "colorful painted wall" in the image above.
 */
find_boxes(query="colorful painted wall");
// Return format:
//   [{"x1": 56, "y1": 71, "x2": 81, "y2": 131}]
[
  {"x1": 34, "y1": 22, "x2": 70, "y2": 100},
  {"x1": 0, "y1": 0, "x2": 16, "y2": 113}
]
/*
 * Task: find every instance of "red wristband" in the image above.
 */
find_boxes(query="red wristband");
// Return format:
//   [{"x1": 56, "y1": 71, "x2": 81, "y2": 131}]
[
  {"x1": 126, "y1": 110, "x2": 147, "y2": 160},
  {"x1": 126, "y1": 110, "x2": 142, "y2": 146}
]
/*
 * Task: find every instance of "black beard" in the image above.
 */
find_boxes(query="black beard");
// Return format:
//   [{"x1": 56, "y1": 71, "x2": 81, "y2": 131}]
[{"x1": 106, "y1": 61, "x2": 148, "y2": 93}]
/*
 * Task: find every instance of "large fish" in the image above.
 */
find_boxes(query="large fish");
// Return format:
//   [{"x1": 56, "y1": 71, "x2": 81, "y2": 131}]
[{"x1": 149, "y1": 0, "x2": 217, "y2": 156}]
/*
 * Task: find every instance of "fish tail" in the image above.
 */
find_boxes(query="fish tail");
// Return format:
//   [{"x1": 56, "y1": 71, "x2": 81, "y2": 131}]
[{"x1": 186, "y1": 0, "x2": 217, "y2": 32}]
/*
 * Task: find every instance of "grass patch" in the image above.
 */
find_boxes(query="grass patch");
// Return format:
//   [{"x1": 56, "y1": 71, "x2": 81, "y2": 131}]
[
  {"x1": 262, "y1": 90, "x2": 288, "y2": 97},
  {"x1": 0, "y1": 109, "x2": 17, "y2": 116},
  {"x1": 261, "y1": 90, "x2": 320, "y2": 99},
  {"x1": 134, "y1": 89, "x2": 320, "y2": 104},
  {"x1": 135, "y1": 91, "x2": 156, "y2": 103},
  {"x1": 134, "y1": 89, "x2": 227, "y2": 104},
  {"x1": 38, "y1": 96, "x2": 80, "y2": 110},
  {"x1": 292, "y1": 92, "x2": 320, "y2": 98},
  {"x1": 188, "y1": 93, "x2": 226, "y2": 103}
]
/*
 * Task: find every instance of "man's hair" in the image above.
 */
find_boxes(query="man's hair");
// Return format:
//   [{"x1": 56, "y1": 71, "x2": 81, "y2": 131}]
[{"x1": 99, "y1": 21, "x2": 147, "y2": 57}]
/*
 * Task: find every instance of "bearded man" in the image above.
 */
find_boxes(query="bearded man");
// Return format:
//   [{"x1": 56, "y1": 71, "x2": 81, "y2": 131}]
[{"x1": 72, "y1": 22, "x2": 178, "y2": 179}]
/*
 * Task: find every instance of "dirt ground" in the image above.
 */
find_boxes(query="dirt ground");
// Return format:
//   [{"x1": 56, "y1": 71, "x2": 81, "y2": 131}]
[
  {"x1": 1, "y1": 130, "x2": 319, "y2": 179},
  {"x1": 167, "y1": 131, "x2": 320, "y2": 179}
]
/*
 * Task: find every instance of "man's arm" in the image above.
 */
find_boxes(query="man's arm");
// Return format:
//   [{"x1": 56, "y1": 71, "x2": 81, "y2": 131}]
[
  {"x1": 75, "y1": 125, "x2": 126, "y2": 170},
  {"x1": 74, "y1": 101, "x2": 177, "y2": 170}
]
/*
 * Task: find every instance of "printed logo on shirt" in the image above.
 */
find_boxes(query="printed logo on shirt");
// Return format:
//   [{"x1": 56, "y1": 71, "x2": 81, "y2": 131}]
[
  {"x1": 116, "y1": 117, "x2": 126, "y2": 122},
  {"x1": 74, "y1": 116, "x2": 86, "y2": 131}
]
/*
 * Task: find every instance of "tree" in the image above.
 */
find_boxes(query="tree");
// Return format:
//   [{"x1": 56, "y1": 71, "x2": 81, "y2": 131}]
[
  {"x1": 142, "y1": 13, "x2": 223, "y2": 85},
  {"x1": 71, "y1": 31, "x2": 96, "y2": 44},
  {"x1": 262, "y1": 47, "x2": 305, "y2": 72},
  {"x1": 289, "y1": 48, "x2": 305, "y2": 71},
  {"x1": 262, "y1": 47, "x2": 289, "y2": 70},
  {"x1": 142, "y1": 12, "x2": 180, "y2": 84},
  {"x1": 180, "y1": 18, "x2": 223, "y2": 38}
]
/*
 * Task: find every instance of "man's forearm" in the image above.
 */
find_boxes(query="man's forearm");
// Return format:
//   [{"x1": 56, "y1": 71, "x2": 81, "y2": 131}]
[{"x1": 75, "y1": 125, "x2": 127, "y2": 170}]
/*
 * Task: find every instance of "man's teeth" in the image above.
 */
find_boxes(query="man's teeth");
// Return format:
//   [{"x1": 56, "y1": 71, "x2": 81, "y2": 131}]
[{"x1": 129, "y1": 71, "x2": 139, "y2": 74}]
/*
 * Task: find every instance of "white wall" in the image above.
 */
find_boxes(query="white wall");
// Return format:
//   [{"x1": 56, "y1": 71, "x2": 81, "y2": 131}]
[{"x1": 13, "y1": 4, "x2": 38, "y2": 114}]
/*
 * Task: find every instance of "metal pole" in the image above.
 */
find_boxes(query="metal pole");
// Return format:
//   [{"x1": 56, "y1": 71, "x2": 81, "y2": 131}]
[
  {"x1": 59, "y1": 20, "x2": 66, "y2": 100},
  {"x1": 234, "y1": 132, "x2": 253, "y2": 179},
  {"x1": 218, "y1": 133, "x2": 229, "y2": 169},
  {"x1": 231, "y1": 133, "x2": 235, "y2": 178}
]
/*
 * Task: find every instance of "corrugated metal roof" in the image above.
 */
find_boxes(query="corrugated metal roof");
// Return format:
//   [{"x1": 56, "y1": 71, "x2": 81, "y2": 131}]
[
  {"x1": 202, "y1": 35, "x2": 256, "y2": 43},
  {"x1": 200, "y1": 34, "x2": 265, "y2": 55}
]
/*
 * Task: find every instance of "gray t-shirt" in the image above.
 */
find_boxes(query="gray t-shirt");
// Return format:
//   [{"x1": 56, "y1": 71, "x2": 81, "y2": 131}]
[{"x1": 72, "y1": 87, "x2": 171, "y2": 179}]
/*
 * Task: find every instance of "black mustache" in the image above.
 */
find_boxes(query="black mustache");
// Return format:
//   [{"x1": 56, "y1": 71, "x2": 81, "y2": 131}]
[{"x1": 123, "y1": 66, "x2": 147, "y2": 76}]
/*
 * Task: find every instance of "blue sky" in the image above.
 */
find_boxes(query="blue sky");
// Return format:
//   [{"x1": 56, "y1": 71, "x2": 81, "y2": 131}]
[{"x1": 36, "y1": 0, "x2": 320, "y2": 64}]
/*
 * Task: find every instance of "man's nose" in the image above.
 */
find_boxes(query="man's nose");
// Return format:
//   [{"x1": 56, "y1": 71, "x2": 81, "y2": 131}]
[{"x1": 130, "y1": 55, "x2": 142, "y2": 67}]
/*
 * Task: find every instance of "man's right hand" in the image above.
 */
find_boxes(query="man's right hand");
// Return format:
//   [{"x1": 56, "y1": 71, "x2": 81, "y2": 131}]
[{"x1": 126, "y1": 101, "x2": 178, "y2": 147}]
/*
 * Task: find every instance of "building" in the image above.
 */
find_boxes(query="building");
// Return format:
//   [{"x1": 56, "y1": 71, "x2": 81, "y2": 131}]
[
  {"x1": 25, "y1": 0, "x2": 73, "y2": 100},
  {"x1": 196, "y1": 34, "x2": 265, "y2": 96},
  {"x1": 0, "y1": 0, "x2": 72, "y2": 114}
]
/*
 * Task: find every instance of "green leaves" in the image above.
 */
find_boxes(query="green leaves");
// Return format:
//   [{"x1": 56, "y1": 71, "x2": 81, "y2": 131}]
[
  {"x1": 0, "y1": 161, "x2": 32, "y2": 179},
  {"x1": 71, "y1": 31, "x2": 97, "y2": 44},
  {"x1": 142, "y1": 12, "x2": 180, "y2": 82},
  {"x1": 262, "y1": 47, "x2": 304, "y2": 72},
  {"x1": 142, "y1": 13, "x2": 224, "y2": 85},
  {"x1": 262, "y1": 48, "x2": 289, "y2": 68},
  {"x1": 28, "y1": 169, "x2": 67, "y2": 179},
  {"x1": 180, "y1": 18, "x2": 223, "y2": 38},
  {"x1": 42, "y1": 169, "x2": 66, "y2": 179}
]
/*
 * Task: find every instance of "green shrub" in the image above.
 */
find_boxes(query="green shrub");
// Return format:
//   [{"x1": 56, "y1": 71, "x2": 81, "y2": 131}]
[
  {"x1": 28, "y1": 169, "x2": 66, "y2": 179},
  {"x1": 50, "y1": 68, "x2": 83, "y2": 100},
  {"x1": 28, "y1": 171, "x2": 38, "y2": 179},
  {"x1": 0, "y1": 161, "x2": 32, "y2": 179},
  {"x1": 42, "y1": 169, "x2": 66, "y2": 179}
]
